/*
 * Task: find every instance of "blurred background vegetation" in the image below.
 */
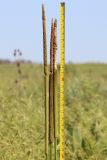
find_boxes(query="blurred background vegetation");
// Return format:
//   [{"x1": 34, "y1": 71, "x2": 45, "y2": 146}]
[{"x1": 0, "y1": 62, "x2": 107, "y2": 159}]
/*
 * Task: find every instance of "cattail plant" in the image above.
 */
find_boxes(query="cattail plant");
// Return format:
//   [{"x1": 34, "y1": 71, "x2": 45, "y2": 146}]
[
  {"x1": 16, "y1": 50, "x2": 22, "y2": 76},
  {"x1": 49, "y1": 19, "x2": 58, "y2": 160},
  {"x1": 49, "y1": 19, "x2": 54, "y2": 160},
  {"x1": 53, "y1": 19, "x2": 58, "y2": 160},
  {"x1": 13, "y1": 49, "x2": 22, "y2": 83},
  {"x1": 42, "y1": 3, "x2": 49, "y2": 160},
  {"x1": 42, "y1": 3, "x2": 58, "y2": 160}
]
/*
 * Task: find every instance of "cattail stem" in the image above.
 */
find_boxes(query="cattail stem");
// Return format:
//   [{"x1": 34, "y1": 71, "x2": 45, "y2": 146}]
[
  {"x1": 53, "y1": 19, "x2": 58, "y2": 160},
  {"x1": 42, "y1": 3, "x2": 49, "y2": 160},
  {"x1": 54, "y1": 70, "x2": 58, "y2": 160},
  {"x1": 49, "y1": 19, "x2": 54, "y2": 160}
]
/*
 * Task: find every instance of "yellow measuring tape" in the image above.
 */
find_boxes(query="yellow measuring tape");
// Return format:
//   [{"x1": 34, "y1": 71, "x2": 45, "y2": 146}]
[{"x1": 60, "y1": 2, "x2": 65, "y2": 160}]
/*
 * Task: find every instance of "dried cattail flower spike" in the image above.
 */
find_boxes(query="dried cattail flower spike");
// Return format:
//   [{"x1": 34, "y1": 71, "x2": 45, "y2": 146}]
[
  {"x1": 53, "y1": 19, "x2": 58, "y2": 160},
  {"x1": 49, "y1": 19, "x2": 55, "y2": 160},
  {"x1": 42, "y1": 3, "x2": 49, "y2": 160}
]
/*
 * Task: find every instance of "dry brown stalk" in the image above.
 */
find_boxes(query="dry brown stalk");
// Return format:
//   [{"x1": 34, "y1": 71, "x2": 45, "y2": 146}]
[
  {"x1": 53, "y1": 19, "x2": 58, "y2": 160},
  {"x1": 42, "y1": 3, "x2": 49, "y2": 160},
  {"x1": 53, "y1": 19, "x2": 58, "y2": 137},
  {"x1": 53, "y1": 19, "x2": 57, "y2": 72},
  {"x1": 42, "y1": 4, "x2": 48, "y2": 75},
  {"x1": 49, "y1": 19, "x2": 54, "y2": 144}
]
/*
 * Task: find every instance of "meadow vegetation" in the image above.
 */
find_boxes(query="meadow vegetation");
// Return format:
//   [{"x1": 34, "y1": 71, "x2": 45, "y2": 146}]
[{"x1": 0, "y1": 63, "x2": 107, "y2": 160}]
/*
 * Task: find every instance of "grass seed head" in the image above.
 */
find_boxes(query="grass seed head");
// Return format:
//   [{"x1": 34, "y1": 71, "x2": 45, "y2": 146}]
[
  {"x1": 50, "y1": 19, "x2": 54, "y2": 73},
  {"x1": 53, "y1": 19, "x2": 57, "y2": 70},
  {"x1": 42, "y1": 3, "x2": 47, "y2": 75}
]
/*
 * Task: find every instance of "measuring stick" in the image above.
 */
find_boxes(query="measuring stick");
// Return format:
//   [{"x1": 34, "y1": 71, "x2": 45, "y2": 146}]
[{"x1": 60, "y1": 2, "x2": 65, "y2": 160}]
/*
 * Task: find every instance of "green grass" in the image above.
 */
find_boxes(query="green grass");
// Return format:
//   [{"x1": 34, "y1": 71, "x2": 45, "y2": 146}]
[{"x1": 0, "y1": 63, "x2": 107, "y2": 160}]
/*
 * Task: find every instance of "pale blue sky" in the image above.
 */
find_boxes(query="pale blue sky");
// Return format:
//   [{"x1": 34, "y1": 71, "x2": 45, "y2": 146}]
[{"x1": 0, "y1": 0, "x2": 107, "y2": 63}]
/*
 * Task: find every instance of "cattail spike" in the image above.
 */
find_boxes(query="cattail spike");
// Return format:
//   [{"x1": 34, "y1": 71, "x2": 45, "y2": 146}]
[
  {"x1": 53, "y1": 19, "x2": 57, "y2": 70},
  {"x1": 42, "y1": 4, "x2": 48, "y2": 160},
  {"x1": 53, "y1": 19, "x2": 58, "y2": 160},
  {"x1": 49, "y1": 18, "x2": 54, "y2": 143},
  {"x1": 50, "y1": 19, "x2": 54, "y2": 73},
  {"x1": 42, "y1": 3, "x2": 47, "y2": 75},
  {"x1": 42, "y1": 3, "x2": 45, "y2": 21},
  {"x1": 49, "y1": 19, "x2": 55, "y2": 160}
]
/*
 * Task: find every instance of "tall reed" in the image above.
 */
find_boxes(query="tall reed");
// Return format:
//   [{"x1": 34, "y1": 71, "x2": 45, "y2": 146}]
[
  {"x1": 49, "y1": 19, "x2": 54, "y2": 160},
  {"x1": 42, "y1": 3, "x2": 49, "y2": 160},
  {"x1": 13, "y1": 49, "x2": 22, "y2": 83},
  {"x1": 53, "y1": 19, "x2": 58, "y2": 160}
]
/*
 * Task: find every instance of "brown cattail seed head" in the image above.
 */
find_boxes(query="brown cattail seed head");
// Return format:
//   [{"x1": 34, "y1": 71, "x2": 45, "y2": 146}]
[
  {"x1": 42, "y1": 3, "x2": 47, "y2": 75},
  {"x1": 50, "y1": 19, "x2": 54, "y2": 73},
  {"x1": 53, "y1": 19, "x2": 57, "y2": 50},
  {"x1": 53, "y1": 19, "x2": 57, "y2": 70},
  {"x1": 42, "y1": 4, "x2": 45, "y2": 21}
]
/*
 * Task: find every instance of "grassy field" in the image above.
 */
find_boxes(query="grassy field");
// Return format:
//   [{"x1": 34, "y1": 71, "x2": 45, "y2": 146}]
[{"x1": 0, "y1": 63, "x2": 107, "y2": 160}]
